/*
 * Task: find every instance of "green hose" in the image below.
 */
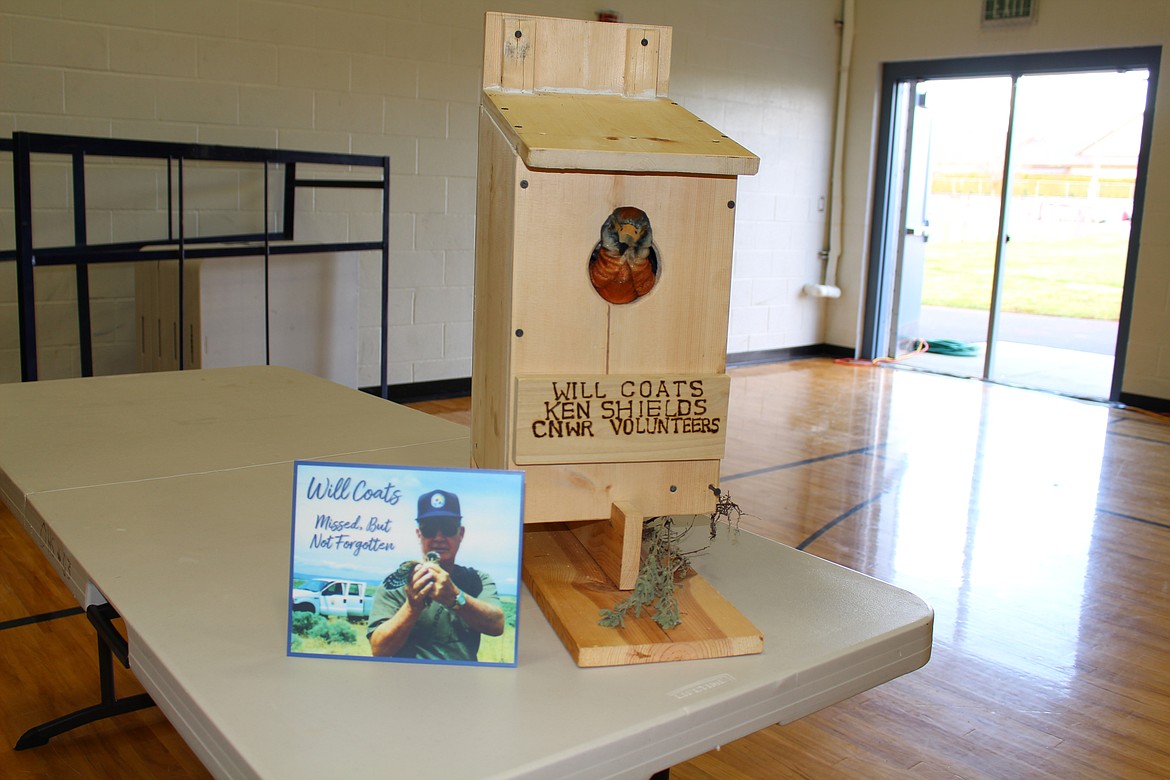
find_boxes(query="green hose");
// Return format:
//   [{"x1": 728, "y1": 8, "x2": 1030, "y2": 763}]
[{"x1": 926, "y1": 339, "x2": 981, "y2": 357}]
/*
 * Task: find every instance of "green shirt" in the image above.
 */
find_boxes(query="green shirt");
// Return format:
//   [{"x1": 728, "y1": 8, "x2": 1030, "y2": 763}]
[{"x1": 366, "y1": 565, "x2": 499, "y2": 662}]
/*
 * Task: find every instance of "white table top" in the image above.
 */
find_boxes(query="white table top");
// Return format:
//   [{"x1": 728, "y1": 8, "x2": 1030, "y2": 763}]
[{"x1": 0, "y1": 366, "x2": 933, "y2": 780}]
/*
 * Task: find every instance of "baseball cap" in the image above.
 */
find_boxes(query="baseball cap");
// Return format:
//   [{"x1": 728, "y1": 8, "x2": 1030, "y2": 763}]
[{"x1": 416, "y1": 489, "x2": 462, "y2": 522}]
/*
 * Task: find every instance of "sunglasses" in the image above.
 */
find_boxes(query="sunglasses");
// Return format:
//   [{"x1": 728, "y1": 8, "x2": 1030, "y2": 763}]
[{"x1": 419, "y1": 518, "x2": 461, "y2": 539}]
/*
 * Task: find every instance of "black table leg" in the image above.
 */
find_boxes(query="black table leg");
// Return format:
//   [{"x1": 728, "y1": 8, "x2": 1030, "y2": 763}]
[{"x1": 15, "y1": 603, "x2": 156, "y2": 749}]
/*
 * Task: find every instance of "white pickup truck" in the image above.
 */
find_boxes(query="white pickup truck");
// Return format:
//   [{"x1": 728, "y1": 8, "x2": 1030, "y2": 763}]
[{"x1": 290, "y1": 578, "x2": 374, "y2": 619}]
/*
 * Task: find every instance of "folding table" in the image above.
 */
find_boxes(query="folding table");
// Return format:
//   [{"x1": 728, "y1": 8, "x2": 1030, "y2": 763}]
[{"x1": 0, "y1": 366, "x2": 932, "y2": 779}]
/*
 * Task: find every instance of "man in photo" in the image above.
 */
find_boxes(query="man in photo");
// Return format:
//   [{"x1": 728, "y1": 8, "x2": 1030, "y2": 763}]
[{"x1": 367, "y1": 489, "x2": 505, "y2": 661}]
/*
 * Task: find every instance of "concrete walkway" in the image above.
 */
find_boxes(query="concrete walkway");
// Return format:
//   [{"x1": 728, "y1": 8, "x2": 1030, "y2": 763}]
[
  {"x1": 918, "y1": 306, "x2": 1118, "y2": 355},
  {"x1": 896, "y1": 306, "x2": 1117, "y2": 401}
]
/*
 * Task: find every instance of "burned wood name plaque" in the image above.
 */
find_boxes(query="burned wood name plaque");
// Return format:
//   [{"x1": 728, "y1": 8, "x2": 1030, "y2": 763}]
[{"x1": 513, "y1": 374, "x2": 729, "y2": 465}]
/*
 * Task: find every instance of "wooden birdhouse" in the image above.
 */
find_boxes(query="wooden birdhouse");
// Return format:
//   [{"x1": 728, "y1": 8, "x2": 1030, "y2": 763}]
[{"x1": 472, "y1": 12, "x2": 761, "y2": 665}]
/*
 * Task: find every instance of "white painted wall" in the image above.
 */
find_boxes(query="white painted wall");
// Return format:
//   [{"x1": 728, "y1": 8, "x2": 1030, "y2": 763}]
[
  {"x1": 0, "y1": 0, "x2": 839, "y2": 387},
  {"x1": 839, "y1": 0, "x2": 1170, "y2": 400}
]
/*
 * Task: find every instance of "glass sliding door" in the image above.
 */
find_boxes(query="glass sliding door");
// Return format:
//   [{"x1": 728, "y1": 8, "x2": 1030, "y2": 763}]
[
  {"x1": 911, "y1": 76, "x2": 1012, "y2": 382},
  {"x1": 989, "y1": 71, "x2": 1147, "y2": 397},
  {"x1": 866, "y1": 49, "x2": 1159, "y2": 403}
]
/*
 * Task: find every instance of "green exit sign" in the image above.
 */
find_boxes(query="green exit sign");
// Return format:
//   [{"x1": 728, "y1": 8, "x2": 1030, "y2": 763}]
[{"x1": 983, "y1": 0, "x2": 1037, "y2": 25}]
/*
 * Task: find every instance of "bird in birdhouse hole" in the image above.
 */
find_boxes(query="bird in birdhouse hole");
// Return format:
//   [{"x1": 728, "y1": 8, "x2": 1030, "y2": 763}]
[{"x1": 589, "y1": 206, "x2": 659, "y2": 304}]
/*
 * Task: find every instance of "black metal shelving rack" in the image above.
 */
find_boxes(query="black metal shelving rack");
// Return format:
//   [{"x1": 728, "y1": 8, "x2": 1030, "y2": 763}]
[{"x1": 2, "y1": 132, "x2": 391, "y2": 398}]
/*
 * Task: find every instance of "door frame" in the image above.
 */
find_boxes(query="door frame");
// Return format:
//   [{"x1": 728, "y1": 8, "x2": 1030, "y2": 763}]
[{"x1": 861, "y1": 47, "x2": 1161, "y2": 402}]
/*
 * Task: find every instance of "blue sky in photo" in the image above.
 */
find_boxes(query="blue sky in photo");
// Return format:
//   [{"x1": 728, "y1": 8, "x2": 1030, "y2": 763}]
[{"x1": 290, "y1": 462, "x2": 524, "y2": 595}]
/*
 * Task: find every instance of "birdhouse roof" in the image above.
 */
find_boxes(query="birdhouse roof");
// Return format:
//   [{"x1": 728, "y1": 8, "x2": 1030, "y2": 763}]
[{"x1": 482, "y1": 89, "x2": 760, "y2": 177}]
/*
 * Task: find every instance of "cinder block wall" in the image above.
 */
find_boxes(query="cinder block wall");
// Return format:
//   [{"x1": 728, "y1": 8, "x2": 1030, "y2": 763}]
[{"x1": 0, "y1": 1, "x2": 840, "y2": 387}]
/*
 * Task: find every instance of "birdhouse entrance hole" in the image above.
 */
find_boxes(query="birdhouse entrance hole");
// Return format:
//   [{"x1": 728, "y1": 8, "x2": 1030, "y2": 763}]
[{"x1": 588, "y1": 206, "x2": 660, "y2": 304}]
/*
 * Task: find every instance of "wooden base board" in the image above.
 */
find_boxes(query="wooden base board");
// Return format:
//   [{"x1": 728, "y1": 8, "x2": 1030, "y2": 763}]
[{"x1": 522, "y1": 525, "x2": 764, "y2": 667}]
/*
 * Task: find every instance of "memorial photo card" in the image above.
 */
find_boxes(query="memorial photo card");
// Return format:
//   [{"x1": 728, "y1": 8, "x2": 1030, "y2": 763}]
[{"x1": 287, "y1": 462, "x2": 524, "y2": 667}]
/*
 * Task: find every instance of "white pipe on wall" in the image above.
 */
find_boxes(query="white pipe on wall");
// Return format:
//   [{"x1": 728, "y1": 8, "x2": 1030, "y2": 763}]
[{"x1": 804, "y1": 0, "x2": 854, "y2": 300}]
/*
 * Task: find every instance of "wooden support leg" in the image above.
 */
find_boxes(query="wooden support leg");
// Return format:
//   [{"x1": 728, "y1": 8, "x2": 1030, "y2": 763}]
[{"x1": 569, "y1": 500, "x2": 643, "y2": 590}]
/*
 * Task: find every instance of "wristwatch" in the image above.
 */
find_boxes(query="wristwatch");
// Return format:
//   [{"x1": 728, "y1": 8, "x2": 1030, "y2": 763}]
[{"x1": 451, "y1": 589, "x2": 467, "y2": 611}]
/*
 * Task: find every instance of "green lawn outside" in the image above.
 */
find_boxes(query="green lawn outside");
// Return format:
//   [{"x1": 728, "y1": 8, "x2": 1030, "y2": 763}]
[{"x1": 922, "y1": 234, "x2": 1128, "y2": 320}]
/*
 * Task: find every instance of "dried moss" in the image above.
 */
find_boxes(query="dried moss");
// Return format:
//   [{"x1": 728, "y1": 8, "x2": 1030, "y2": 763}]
[{"x1": 598, "y1": 485, "x2": 745, "y2": 631}]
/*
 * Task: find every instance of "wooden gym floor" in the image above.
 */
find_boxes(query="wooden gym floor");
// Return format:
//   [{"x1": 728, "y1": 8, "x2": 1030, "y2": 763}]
[{"x1": 2, "y1": 358, "x2": 1168, "y2": 778}]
